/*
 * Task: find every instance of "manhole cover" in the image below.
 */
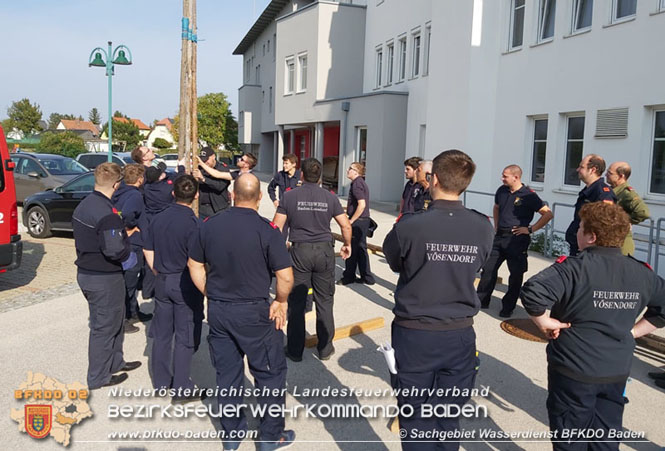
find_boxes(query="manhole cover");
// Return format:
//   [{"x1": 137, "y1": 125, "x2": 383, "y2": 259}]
[{"x1": 500, "y1": 319, "x2": 548, "y2": 343}]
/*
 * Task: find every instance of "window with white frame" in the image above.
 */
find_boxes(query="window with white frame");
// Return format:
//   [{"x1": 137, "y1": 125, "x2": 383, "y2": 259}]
[
  {"x1": 509, "y1": 0, "x2": 526, "y2": 49},
  {"x1": 660, "y1": 0, "x2": 665, "y2": 12},
  {"x1": 649, "y1": 111, "x2": 665, "y2": 194},
  {"x1": 572, "y1": 0, "x2": 593, "y2": 31},
  {"x1": 612, "y1": 0, "x2": 636, "y2": 22},
  {"x1": 398, "y1": 37, "x2": 407, "y2": 81},
  {"x1": 375, "y1": 47, "x2": 383, "y2": 88},
  {"x1": 531, "y1": 118, "x2": 548, "y2": 183},
  {"x1": 386, "y1": 42, "x2": 394, "y2": 85},
  {"x1": 412, "y1": 32, "x2": 421, "y2": 77},
  {"x1": 423, "y1": 25, "x2": 431, "y2": 76},
  {"x1": 285, "y1": 57, "x2": 295, "y2": 95},
  {"x1": 297, "y1": 53, "x2": 307, "y2": 92},
  {"x1": 564, "y1": 116, "x2": 585, "y2": 186},
  {"x1": 538, "y1": 0, "x2": 556, "y2": 42}
]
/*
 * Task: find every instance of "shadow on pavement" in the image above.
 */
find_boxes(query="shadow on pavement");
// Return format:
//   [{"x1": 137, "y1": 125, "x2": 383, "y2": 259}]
[{"x1": 0, "y1": 240, "x2": 44, "y2": 292}]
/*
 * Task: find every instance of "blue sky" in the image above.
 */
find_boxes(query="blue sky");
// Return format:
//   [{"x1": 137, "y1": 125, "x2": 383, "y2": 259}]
[{"x1": 1, "y1": 0, "x2": 271, "y2": 125}]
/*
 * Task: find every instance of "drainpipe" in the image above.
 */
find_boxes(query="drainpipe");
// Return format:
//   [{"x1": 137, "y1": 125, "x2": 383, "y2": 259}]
[{"x1": 339, "y1": 101, "x2": 350, "y2": 196}]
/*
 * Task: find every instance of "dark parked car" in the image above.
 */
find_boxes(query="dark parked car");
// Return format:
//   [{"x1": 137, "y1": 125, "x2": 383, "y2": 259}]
[
  {"x1": 76, "y1": 152, "x2": 133, "y2": 169},
  {"x1": 22, "y1": 172, "x2": 95, "y2": 238},
  {"x1": 11, "y1": 153, "x2": 89, "y2": 203}
]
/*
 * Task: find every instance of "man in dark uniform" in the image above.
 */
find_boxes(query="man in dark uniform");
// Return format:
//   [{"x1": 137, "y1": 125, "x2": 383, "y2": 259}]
[
  {"x1": 268, "y1": 153, "x2": 302, "y2": 208},
  {"x1": 565, "y1": 154, "x2": 616, "y2": 256},
  {"x1": 415, "y1": 159, "x2": 432, "y2": 211},
  {"x1": 197, "y1": 152, "x2": 258, "y2": 182},
  {"x1": 521, "y1": 202, "x2": 665, "y2": 450},
  {"x1": 192, "y1": 147, "x2": 231, "y2": 219},
  {"x1": 144, "y1": 175, "x2": 204, "y2": 403},
  {"x1": 272, "y1": 158, "x2": 352, "y2": 362},
  {"x1": 188, "y1": 174, "x2": 295, "y2": 451},
  {"x1": 476, "y1": 165, "x2": 553, "y2": 317},
  {"x1": 73, "y1": 163, "x2": 142, "y2": 389},
  {"x1": 112, "y1": 164, "x2": 153, "y2": 333},
  {"x1": 383, "y1": 150, "x2": 494, "y2": 451},
  {"x1": 400, "y1": 156, "x2": 424, "y2": 214}
]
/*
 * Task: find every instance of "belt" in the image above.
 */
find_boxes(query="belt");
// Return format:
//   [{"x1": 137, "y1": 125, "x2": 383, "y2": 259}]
[
  {"x1": 496, "y1": 228, "x2": 513, "y2": 236},
  {"x1": 290, "y1": 241, "x2": 333, "y2": 247}
]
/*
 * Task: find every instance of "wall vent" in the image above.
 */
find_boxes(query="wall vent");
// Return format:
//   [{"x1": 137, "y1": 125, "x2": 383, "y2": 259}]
[{"x1": 595, "y1": 108, "x2": 628, "y2": 138}]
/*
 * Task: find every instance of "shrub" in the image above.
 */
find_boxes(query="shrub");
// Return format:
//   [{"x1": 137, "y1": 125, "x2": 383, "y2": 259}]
[
  {"x1": 152, "y1": 137, "x2": 172, "y2": 149},
  {"x1": 37, "y1": 131, "x2": 87, "y2": 159}
]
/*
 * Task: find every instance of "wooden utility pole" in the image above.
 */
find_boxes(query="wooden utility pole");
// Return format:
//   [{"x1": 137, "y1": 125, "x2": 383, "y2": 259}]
[{"x1": 178, "y1": 0, "x2": 198, "y2": 214}]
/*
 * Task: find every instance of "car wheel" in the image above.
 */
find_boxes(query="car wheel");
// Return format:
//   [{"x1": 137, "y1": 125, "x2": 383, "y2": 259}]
[{"x1": 26, "y1": 206, "x2": 52, "y2": 238}]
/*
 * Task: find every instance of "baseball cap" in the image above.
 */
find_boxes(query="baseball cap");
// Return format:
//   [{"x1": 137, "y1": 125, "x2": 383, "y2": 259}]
[{"x1": 200, "y1": 147, "x2": 216, "y2": 163}]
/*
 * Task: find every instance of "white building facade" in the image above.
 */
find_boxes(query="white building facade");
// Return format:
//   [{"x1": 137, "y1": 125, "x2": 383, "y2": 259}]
[{"x1": 235, "y1": 0, "x2": 665, "y2": 257}]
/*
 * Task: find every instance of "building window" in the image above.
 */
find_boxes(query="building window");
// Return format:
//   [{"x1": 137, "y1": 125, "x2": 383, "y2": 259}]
[
  {"x1": 660, "y1": 0, "x2": 665, "y2": 12},
  {"x1": 297, "y1": 53, "x2": 307, "y2": 92},
  {"x1": 612, "y1": 0, "x2": 636, "y2": 22},
  {"x1": 650, "y1": 111, "x2": 665, "y2": 194},
  {"x1": 386, "y1": 42, "x2": 394, "y2": 85},
  {"x1": 357, "y1": 127, "x2": 367, "y2": 166},
  {"x1": 285, "y1": 57, "x2": 295, "y2": 95},
  {"x1": 531, "y1": 119, "x2": 548, "y2": 183},
  {"x1": 256, "y1": 65, "x2": 261, "y2": 84},
  {"x1": 509, "y1": 0, "x2": 526, "y2": 49},
  {"x1": 398, "y1": 37, "x2": 407, "y2": 81},
  {"x1": 423, "y1": 25, "x2": 431, "y2": 76},
  {"x1": 538, "y1": 0, "x2": 556, "y2": 42},
  {"x1": 262, "y1": 90, "x2": 265, "y2": 104},
  {"x1": 299, "y1": 135, "x2": 306, "y2": 161},
  {"x1": 273, "y1": 33, "x2": 276, "y2": 61},
  {"x1": 572, "y1": 0, "x2": 593, "y2": 31},
  {"x1": 564, "y1": 116, "x2": 585, "y2": 186},
  {"x1": 262, "y1": 44, "x2": 266, "y2": 56},
  {"x1": 375, "y1": 48, "x2": 383, "y2": 88},
  {"x1": 245, "y1": 59, "x2": 251, "y2": 83},
  {"x1": 412, "y1": 33, "x2": 421, "y2": 77},
  {"x1": 269, "y1": 87, "x2": 273, "y2": 113},
  {"x1": 267, "y1": 40, "x2": 271, "y2": 53}
]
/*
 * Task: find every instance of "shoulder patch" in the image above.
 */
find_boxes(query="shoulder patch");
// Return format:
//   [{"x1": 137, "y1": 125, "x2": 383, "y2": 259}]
[
  {"x1": 603, "y1": 186, "x2": 610, "y2": 192},
  {"x1": 222, "y1": 162, "x2": 228, "y2": 167},
  {"x1": 626, "y1": 186, "x2": 633, "y2": 191},
  {"x1": 330, "y1": 190, "x2": 335, "y2": 194},
  {"x1": 167, "y1": 180, "x2": 173, "y2": 185},
  {"x1": 269, "y1": 221, "x2": 278, "y2": 229},
  {"x1": 396, "y1": 213, "x2": 403, "y2": 223},
  {"x1": 203, "y1": 216, "x2": 210, "y2": 222},
  {"x1": 286, "y1": 187, "x2": 292, "y2": 192},
  {"x1": 627, "y1": 254, "x2": 652, "y2": 270},
  {"x1": 556, "y1": 255, "x2": 567, "y2": 263}
]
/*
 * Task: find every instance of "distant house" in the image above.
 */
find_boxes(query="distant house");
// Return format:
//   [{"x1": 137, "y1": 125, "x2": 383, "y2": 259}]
[
  {"x1": 146, "y1": 118, "x2": 176, "y2": 150},
  {"x1": 57, "y1": 119, "x2": 100, "y2": 138},
  {"x1": 112, "y1": 117, "x2": 151, "y2": 138}
]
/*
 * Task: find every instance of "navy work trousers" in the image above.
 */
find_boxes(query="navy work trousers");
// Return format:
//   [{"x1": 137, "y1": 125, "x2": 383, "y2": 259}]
[
  {"x1": 287, "y1": 241, "x2": 336, "y2": 358},
  {"x1": 207, "y1": 300, "x2": 287, "y2": 441},
  {"x1": 123, "y1": 247, "x2": 143, "y2": 319},
  {"x1": 547, "y1": 369, "x2": 627, "y2": 451},
  {"x1": 476, "y1": 232, "x2": 530, "y2": 313},
  {"x1": 151, "y1": 273, "x2": 203, "y2": 391},
  {"x1": 343, "y1": 217, "x2": 375, "y2": 283},
  {"x1": 77, "y1": 271, "x2": 126, "y2": 389},
  {"x1": 392, "y1": 324, "x2": 478, "y2": 451}
]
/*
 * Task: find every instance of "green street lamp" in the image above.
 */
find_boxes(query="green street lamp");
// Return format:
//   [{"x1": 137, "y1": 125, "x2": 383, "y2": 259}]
[{"x1": 88, "y1": 41, "x2": 133, "y2": 162}]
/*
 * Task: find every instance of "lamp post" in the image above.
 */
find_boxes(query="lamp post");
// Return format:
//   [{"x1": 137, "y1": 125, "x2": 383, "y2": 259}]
[{"x1": 88, "y1": 41, "x2": 132, "y2": 162}]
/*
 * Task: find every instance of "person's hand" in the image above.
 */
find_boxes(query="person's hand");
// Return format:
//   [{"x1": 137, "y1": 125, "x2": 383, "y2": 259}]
[
  {"x1": 192, "y1": 168, "x2": 203, "y2": 181},
  {"x1": 340, "y1": 244, "x2": 351, "y2": 260},
  {"x1": 512, "y1": 226, "x2": 530, "y2": 236},
  {"x1": 269, "y1": 300, "x2": 288, "y2": 330},
  {"x1": 532, "y1": 315, "x2": 571, "y2": 339},
  {"x1": 126, "y1": 226, "x2": 140, "y2": 237},
  {"x1": 273, "y1": 200, "x2": 279, "y2": 208}
]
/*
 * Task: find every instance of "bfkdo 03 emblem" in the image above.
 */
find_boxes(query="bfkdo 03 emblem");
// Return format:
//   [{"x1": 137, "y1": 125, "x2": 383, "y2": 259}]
[{"x1": 25, "y1": 405, "x2": 52, "y2": 439}]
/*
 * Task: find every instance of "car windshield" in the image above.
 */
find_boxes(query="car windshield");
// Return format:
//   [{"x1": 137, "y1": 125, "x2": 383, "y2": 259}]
[
  {"x1": 163, "y1": 154, "x2": 178, "y2": 160},
  {"x1": 39, "y1": 157, "x2": 89, "y2": 175}
]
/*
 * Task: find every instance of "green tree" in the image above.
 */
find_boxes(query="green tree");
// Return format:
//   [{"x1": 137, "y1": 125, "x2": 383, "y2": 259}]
[
  {"x1": 174, "y1": 92, "x2": 235, "y2": 150},
  {"x1": 102, "y1": 118, "x2": 141, "y2": 149},
  {"x1": 6, "y1": 98, "x2": 43, "y2": 135},
  {"x1": 47, "y1": 113, "x2": 78, "y2": 130},
  {"x1": 224, "y1": 108, "x2": 239, "y2": 151},
  {"x1": 37, "y1": 131, "x2": 87, "y2": 158},
  {"x1": 89, "y1": 108, "x2": 101, "y2": 125},
  {"x1": 113, "y1": 110, "x2": 128, "y2": 118},
  {"x1": 152, "y1": 137, "x2": 172, "y2": 149}
]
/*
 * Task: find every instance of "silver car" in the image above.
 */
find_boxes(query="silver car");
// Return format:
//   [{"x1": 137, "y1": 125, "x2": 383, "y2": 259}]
[{"x1": 10, "y1": 153, "x2": 89, "y2": 203}]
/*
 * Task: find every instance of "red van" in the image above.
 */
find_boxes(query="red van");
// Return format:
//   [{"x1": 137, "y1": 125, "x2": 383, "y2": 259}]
[{"x1": 0, "y1": 125, "x2": 22, "y2": 272}]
